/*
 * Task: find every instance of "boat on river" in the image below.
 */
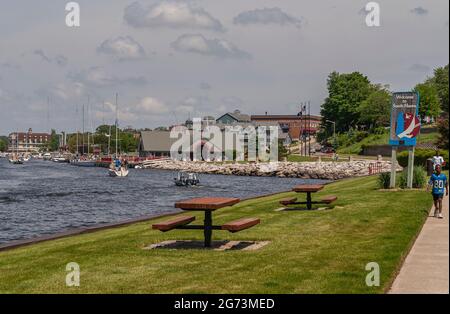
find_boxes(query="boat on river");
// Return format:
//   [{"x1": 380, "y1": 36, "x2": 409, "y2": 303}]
[
  {"x1": 174, "y1": 172, "x2": 200, "y2": 186},
  {"x1": 70, "y1": 159, "x2": 97, "y2": 167},
  {"x1": 108, "y1": 166, "x2": 129, "y2": 177}
]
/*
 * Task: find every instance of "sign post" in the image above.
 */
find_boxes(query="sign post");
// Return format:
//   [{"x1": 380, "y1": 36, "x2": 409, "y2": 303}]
[
  {"x1": 389, "y1": 92, "x2": 420, "y2": 189},
  {"x1": 390, "y1": 146, "x2": 397, "y2": 188},
  {"x1": 407, "y1": 147, "x2": 415, "y2": 188}
]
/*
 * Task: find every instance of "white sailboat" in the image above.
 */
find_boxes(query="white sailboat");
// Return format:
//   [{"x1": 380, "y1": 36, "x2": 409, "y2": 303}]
[
  {"x1": 108, "y1": 93, "x2": 129, "y2": 178},
  {"x1": 9, "y1": 132, "x2": 24, "y2": 165}
]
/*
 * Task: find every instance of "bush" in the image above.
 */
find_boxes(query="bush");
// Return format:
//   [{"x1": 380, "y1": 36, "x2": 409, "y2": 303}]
[
  {"x1": 399, "y1": 166, "x2": 427, "y2": 189},
  {"x1": 377, "y1": 172, "x2": 391, "y2": 189},
  {"x1": 437, "y1": 116, "x2": 449, "y2": 150},
  {"x1": 397, "y1": 149, "x2": 449, "y2": 170}
]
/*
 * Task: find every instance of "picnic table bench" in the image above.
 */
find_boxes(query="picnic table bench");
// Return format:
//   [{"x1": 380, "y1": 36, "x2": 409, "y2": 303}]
[
  {"x1": 152, "y1": 197, "x2": 260, "y2": 247},
  {"x1": 279, "y1": 184, "x2": 337, "y2": 210}
]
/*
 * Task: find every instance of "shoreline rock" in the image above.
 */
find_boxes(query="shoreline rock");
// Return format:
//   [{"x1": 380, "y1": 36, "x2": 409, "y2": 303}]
[{"x1": 142, "y1": 160, "x2": 402, "y2": 180}]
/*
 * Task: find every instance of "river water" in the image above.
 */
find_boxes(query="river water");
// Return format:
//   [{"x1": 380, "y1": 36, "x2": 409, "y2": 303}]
[{"x1": 0, "y1": 158, "x2": 326, "y2": 245}]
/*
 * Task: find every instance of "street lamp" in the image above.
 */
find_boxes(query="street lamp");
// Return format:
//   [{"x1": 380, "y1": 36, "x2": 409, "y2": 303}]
[{"x1": 326, "y1": 120, "x2": 336, "y2": 151}]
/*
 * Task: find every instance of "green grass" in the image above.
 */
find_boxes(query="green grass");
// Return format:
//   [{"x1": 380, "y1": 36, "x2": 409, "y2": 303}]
[
  {"x1": 0, "y1": 175, "x2": 432, "y2": 294},
  {"x1": 287, "y1": 155, "x2": 346, "y2": 162},
  {"x1": 337, "y1": 131, "x2": 439, "y2": 155}
]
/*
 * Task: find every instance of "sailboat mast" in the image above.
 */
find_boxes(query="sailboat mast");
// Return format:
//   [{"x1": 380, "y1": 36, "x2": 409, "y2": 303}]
[
  {"x1": 87, "y1": 96, "x2": 90, "y2": 155},
  {"x1": 115, "y1": 93, "x2": 119, "y2": 157},
  {"x1": 82, "y1": 104, "x2": 85, "y2": 155},
  {"x1": 76, "y1": 104, "x2": 79, "y2": 155}
]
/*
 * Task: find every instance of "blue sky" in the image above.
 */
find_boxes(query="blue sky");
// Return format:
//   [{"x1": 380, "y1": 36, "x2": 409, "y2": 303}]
[{"x1": 0, "y1": 0, "x2": 448, "y2": 134}]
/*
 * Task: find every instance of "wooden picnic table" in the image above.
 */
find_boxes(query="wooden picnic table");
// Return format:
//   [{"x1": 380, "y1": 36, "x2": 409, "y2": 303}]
[
  {"x1": 174, "y1": 197, "x2": 240, "y2": 247},
  {"x1": 293, "y1": 184, "x2": 324, "y2": 210},
  {"x1": 279, "y1": 184, "x2": 338, "y2": 210}
]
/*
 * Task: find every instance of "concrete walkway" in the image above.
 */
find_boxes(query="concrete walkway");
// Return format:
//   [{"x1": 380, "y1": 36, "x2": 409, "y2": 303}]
[{"x1": 390, "y1": 194, "x2": 449, "y2": 294}]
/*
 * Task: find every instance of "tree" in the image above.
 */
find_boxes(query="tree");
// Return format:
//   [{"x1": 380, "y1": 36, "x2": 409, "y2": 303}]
[
  {"x1": 120, "y1": 132, "x2": 139, "y2": 153},
  {"x1": 437, "y1": 115, "x2": 449, "y2": 150},
  {"x1": 320, "y1": 71, "x2": 372, "y2": 137},
  {"x1": 358, "y1": 84, "x2": 391, "y2": 128},
  {"x1": 0, "y1": 137, "x2": 7, "y2": 152},
  {"x1": 429, "y1": 64, "x2": 449, "y2": 114},
  {"x1": 46, "y1": 129, "x2": 60, "y2": 152},
  {"x1": 278, "y1": 140, "x2": 288, "y2": 161},
  {"x1": 413, "y1": 82, "x2": 441, "y2": 120}
]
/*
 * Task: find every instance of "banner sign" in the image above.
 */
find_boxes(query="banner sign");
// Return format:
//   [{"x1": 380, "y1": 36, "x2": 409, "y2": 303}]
[{"x1": 389, "y1": 92, "x2": 420, "y2": 146}]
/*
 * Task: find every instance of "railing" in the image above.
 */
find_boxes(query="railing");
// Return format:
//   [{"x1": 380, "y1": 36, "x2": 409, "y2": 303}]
[{"x1": 368, "y1": 162, "x2": 384, "y2": 175}]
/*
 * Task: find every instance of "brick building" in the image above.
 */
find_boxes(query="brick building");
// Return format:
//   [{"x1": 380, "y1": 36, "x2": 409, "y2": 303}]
[
  {"x1": 250, "y1": 114, "x2": 322, "y2": 140},
  {"x1": 8, "y1": 129, "x2": 51, "y2": 153}
]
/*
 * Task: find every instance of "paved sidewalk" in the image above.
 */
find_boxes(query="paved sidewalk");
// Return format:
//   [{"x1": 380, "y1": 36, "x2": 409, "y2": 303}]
[{"x1": 390, "y1": 194, "x2": 449, "y2": 294}]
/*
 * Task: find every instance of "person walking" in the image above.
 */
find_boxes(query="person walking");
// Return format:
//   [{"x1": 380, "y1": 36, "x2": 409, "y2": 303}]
[
  {"x1": 428, "y1": 164, "x2": 448, "y2": 219},
  {"x1": 432, "y1": 150, "x2": 445, "y2": 170}
]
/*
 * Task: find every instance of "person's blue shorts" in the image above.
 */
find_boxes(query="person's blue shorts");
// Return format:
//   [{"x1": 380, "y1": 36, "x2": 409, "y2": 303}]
[{"x1": 433, "y1": 193, "x2": 444, "y2": 201}]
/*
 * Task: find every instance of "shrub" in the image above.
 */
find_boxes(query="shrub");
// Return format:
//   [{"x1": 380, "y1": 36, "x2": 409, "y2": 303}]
[
  {"x1": 399, "y1": 166, "x2": 427, "y2": 189},
  {"x1": 377, "y1": 172, "x2": 391, "y2": 189},
  {"x1": 397, "y1": 149, "x2": 449, "y2": 170},
  {"x1": 437, "y1": 116, "x2": 449, "y2": 150}
]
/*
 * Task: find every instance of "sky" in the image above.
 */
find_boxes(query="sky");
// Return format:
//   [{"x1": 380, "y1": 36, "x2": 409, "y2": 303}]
[{"x1": 0, "y1": 0, "x2": 448, "y2": 135}]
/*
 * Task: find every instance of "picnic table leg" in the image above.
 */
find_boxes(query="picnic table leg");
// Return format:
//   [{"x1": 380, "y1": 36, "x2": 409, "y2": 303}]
[
  {"x1": 204, "y1": 211, "x2": 213, "y2": 247},
  {"x1": 306, "y1": 192, "x2": 312, "y2": 210}
]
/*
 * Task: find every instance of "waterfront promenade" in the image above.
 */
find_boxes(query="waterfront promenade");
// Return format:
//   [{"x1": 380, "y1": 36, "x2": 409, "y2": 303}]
[{"x1": 390, "y1": 194, "x2": 449, "y2": 294}]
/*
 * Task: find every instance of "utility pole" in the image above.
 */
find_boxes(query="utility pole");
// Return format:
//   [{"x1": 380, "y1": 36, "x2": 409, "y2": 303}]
[
  {"x1": 308, "y1": 101, "x2": 311, "y2": 156},
  {"x1": 298, "y1": 104, "x2": 303, "y2": 156},
  {"x1": 326, "y1": 120, "x2": 336, "y2": 152}
]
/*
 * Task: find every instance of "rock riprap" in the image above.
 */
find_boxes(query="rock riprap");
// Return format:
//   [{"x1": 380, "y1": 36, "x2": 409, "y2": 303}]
[{"x1": 141, "y1": 160, "x2": 401, "y2": 180}]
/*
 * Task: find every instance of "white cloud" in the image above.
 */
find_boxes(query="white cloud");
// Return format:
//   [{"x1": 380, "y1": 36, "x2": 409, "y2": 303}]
[
  {"x1": 171, "y1": 34, "x2": 251, "y2": 59},
  {"x1": 35, "y1": 82, "x2": 86, "y2": 102},
  {"x1": 33, "y1": 50, "x2": 68, "y2": 67},
  {"x1": 68, "y1": 67, "x2": 148, "y2": 87},
  {"x1": 124, "y1": 1, "x2": 224, "y2": 31},
  {"x1": 411, "y1": 7, "x2": 428, "y2": 16},
  {"x1": 98, "y1": 97, "x2": 169, "y2": 123},
  {"x1": 97, "y1": 36, "x2": 146, "y2": 60},
  {"x1": 133, "y1": 97, "x2": 169, "y2": 115},
  {"x1": 233, "y1": 7, "x2": 302, "y2": 28}
]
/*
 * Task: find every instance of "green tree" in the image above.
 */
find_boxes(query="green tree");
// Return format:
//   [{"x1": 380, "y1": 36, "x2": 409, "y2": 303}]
[
  {"x1": 429, "y1": 64, "x2": 449, "y2": 114},
  {"x1": 0, "y1": 137, "x2": 7, "y2": 152},
  {"x1": 278, "y1": 139, "x2": 288, "y2": 161},
  {"x1": 46, "y1": 129, "x2": 60, "y2": 152},
  {"x1": 437, "y1": 114, "x2": 449, "y2": 150},
  {"x1": 358, "y1": 84, "x2": 391, "y2": 128},
  {"x1": 120, "y1": 132, "x2": 139, "y2": 153},
  {"x1": 414, "y1": 82, "x2": 441, "y2": 120},
  {"x1": 320, "y1": 71, "x2": 372, "y2": 137}
]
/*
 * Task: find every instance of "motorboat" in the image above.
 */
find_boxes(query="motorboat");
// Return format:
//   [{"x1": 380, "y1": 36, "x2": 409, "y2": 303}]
[
  {"x1": 174, "y1": 172, "x2": 200, "y2": 186},
  {"x1": 108, "y1": 167, "x2": 129, "y2": 177},
  {"x1": 9, "y1": 155, "x2": 24, "y2": 165},
  {"x1": 43, "y1": 153, "x2": 52, "y2": 161}
]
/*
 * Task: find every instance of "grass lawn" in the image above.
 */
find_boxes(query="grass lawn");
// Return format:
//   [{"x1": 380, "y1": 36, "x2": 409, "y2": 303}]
[
  {"x1": 337, "y1": 131, "x2": 439, "y2": 155},
  {"x1": 0, "y1": 175, "x2": 432, "y2": 294}
]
